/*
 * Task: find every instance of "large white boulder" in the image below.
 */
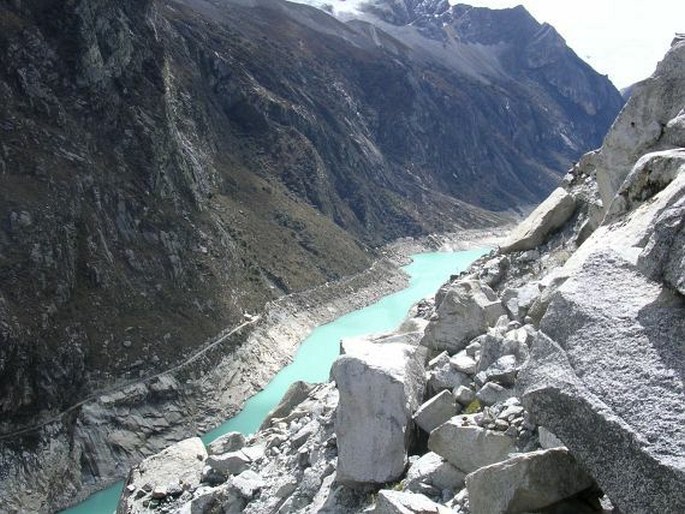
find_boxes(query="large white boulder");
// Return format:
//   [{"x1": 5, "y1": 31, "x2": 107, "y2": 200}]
[
  {"x1": 500, "y1": 188, "x2": 576, "y2": 253},
  {"x1": 331, "y1": 337, "x2": 426, "y2": 486},
  {"x1": 465, "y1": 448, "x2": 595, "y2": 514},
  {"x1": 421, "y1": 280, "x2": 505, "y2": 354},
  {"x1": 520, "y1": 250, "x2": 685, "y2": 513}
]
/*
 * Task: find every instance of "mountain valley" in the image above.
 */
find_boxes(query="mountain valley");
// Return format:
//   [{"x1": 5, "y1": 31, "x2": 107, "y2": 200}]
[{"x1": 0, "y1": 0, "x2": 627, "y2": 511}]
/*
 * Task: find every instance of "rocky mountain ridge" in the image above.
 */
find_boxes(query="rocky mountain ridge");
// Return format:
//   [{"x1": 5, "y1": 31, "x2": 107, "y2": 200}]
[{"x1": 115, "y1": 37, "x2": 684, "y2": 514}]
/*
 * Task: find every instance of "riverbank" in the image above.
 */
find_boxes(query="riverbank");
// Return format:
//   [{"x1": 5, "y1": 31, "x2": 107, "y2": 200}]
[{"x1": 0, "y1": 228, "x2": 504, "y2": 514}]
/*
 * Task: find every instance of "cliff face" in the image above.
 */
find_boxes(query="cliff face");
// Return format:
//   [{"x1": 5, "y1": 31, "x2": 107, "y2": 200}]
[
  {"x1": 116, "y1": 37, "x2": 684, "y2": 514},
  {"x1": 0, "y1": 0, "x2": 623, "y2": 511}
]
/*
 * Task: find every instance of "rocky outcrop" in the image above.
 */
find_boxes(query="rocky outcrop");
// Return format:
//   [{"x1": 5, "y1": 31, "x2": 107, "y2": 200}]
[
  {"x1": 465, "y1": 448, "x2": 595, "y2": 514},
  {"x1": 117, "y1": 438, "x2": 208, "y2": 513},
  {"x1": 519, "y1": 246, "x2": 685, "y2": 513},
  {"x1": 510, "y1": 38, "x2": 685, "y2": 514},
  {"x1": 331, "y1": 334, "x2": 427, "y2": 486},
  {"x1": 593, "y1": 40, "x2": 685, "y2": 207},
  {"x1": 500, "y1": 188, "x2": 576, "y2": 252},
  {"x1": 109, "y1": 288, "x2": 583, "y2": 514},
  {"x1": 421, "y1": 281, "x2": 505, "y2": 353}
]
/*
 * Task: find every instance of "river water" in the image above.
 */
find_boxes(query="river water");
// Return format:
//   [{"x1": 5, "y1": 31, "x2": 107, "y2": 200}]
[{"x1": 61, "y1": 248, "x2": 489, "y2": 514}]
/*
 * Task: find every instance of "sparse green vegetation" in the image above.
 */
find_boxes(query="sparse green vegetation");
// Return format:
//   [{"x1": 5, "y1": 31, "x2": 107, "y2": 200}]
[{"x1": 464, "y1": 399, "x2": 482, "y2": 414}]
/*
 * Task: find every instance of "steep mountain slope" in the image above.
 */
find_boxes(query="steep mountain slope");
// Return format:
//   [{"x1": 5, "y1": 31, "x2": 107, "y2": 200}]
[
  {"x1": 115, "y1": 36, "x2": 685, "y2": 514},
  {"x1": 0, "y1": 0, "x2": 621, "y2": 431},
  {"x1": 0, "y1": 0, "x2": 622, "y2": 510}
]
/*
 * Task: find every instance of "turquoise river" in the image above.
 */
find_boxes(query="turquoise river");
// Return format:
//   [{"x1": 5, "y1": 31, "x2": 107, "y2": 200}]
[{"x1": 61, "y1": 247, "x2": 490, "y2": 514}]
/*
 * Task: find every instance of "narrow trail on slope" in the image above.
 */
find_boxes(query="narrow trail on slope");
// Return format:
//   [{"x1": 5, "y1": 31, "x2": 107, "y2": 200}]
[{"x1": 0, "y1": 317, "x2": 260, "y2": 441}]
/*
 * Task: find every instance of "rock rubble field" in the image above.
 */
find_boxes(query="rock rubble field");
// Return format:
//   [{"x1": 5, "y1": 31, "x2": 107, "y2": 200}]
[{"x1": 116, "y1": 38, "x2": 685, "y2": 514}]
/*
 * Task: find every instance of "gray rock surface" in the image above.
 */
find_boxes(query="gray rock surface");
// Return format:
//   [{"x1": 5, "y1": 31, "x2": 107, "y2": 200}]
[
  {"x1": 422, "y1": 280, "x2": 505, "y2": 354},
  {"x1": 664, "y1": 108, "x2": 685, "y2": 146},
  {"x1": 477, "y1": 354, "x2": 519, "y2": 387},
  {"x1": 260, "y1": 381, "x2": 316, "y2": 429},
  {"x1": 520, "y1": 329, "x2": 685, "y2": 513},
  {"x1": 606, "y1": 148, "x2": 685, "y2": 219},
  {"x1": 453, "y1": 385, "x2": 476, "y2": 407},
  {"x1": 428, "y1": 419, "x2": 515, "y2": 472},
  {"x1": 538, "y1": 427, "x2": 565, "y2": 450},
  {"x1": 501, "y1": 188, "x2": 576, "y2": 252},
  {"x1": 206, "y1": 451, "x2": 252, "y2": 477},
  {"x1": 450, "y1": 352, "x2": 478, "y2": 375},
  {"x1": 426, "y1": 360, "x2": 471, "y2": 396},
  {"x1": 476, "y1": 382, "x2": 515, "y2": 406},
  {"x1": 414, "y1": 390, "x2": 459, "y2": 434},
  {"x1": 179, "y1": 483, "x2": 246, "y2": 514},
  {"x1": 502, "y1": 284, "x2": 540, "y2": 321},
  {"x1": 404, "y1": 452, "x2": 466, "y2": 493},
  {"x1": 638, "y1": 194, "x2": 685, "y2": 295},
  {"x1": 465, "y1": 448, "x2": 595, "y2": 514},
  {"x1": 476, "y1": 332, "x2": 529, "y2": 375},
  {"x1": 374, "y1": 490, "x2": 450, "y2": 514},
  {"x1": 117, "y1": 438, "x2": 207, "y2": 514},
  {"x1": 331, "y1": 338, "x2": 426, "y2": 486},
  {"x1": 207, "y1": 432, "x2": 246, "y2": 456}
]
